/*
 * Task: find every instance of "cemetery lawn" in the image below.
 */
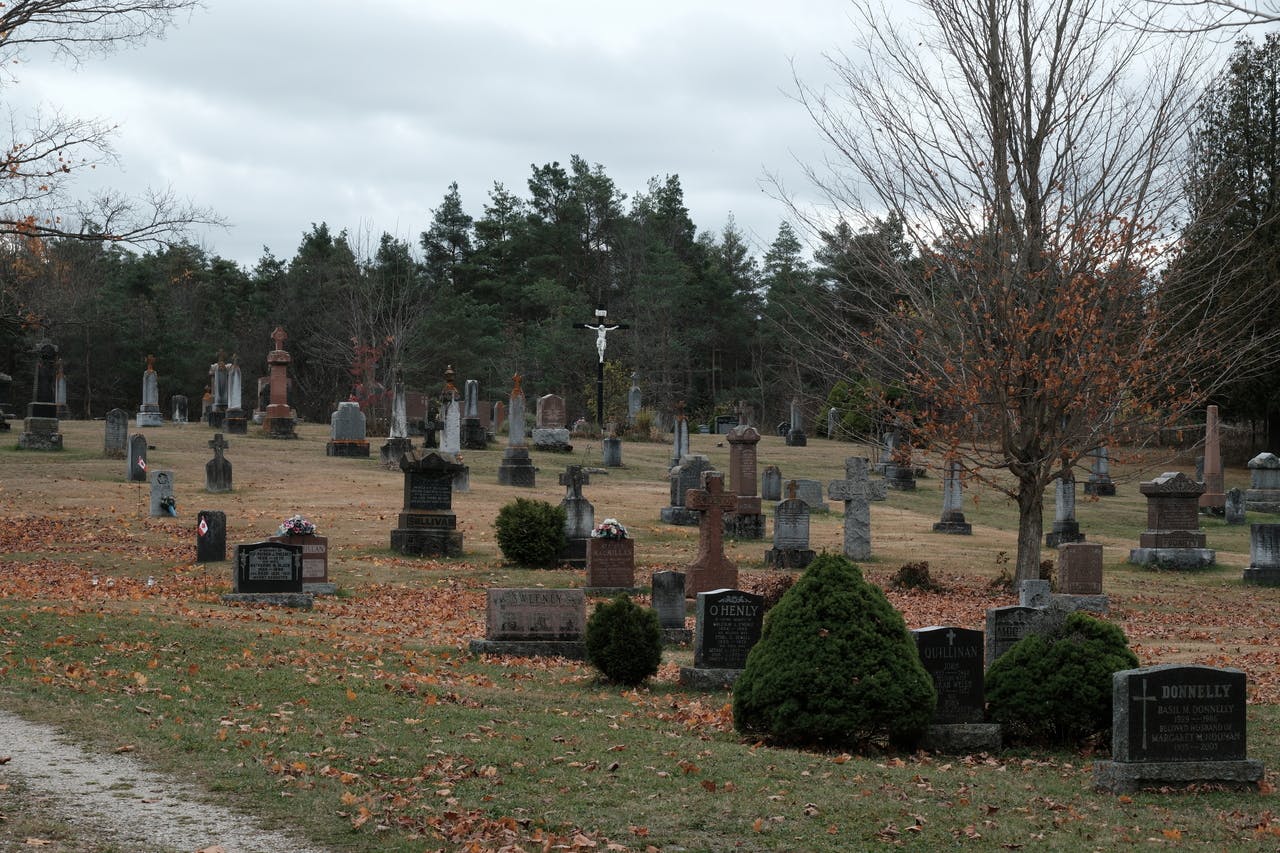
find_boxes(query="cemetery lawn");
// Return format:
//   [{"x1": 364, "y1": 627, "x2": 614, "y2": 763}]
[{"x1": 0, "y1": 422, "x2": 1278, "y2": 851}]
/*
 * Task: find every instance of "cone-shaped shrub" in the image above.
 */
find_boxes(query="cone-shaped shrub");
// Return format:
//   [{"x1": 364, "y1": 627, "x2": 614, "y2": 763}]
[
  {"x1": 733, "y1": 553, "x2": 935, "y2": 749},
  {"x1": 585, "y1": 594, "x2": 663, "y2": 686},
  {"x1": 985, "y1": 610, "x2": 1138, "y2": 745},
  {"x1": 494, "y1": 498, "x2": 567, "y2": 568}
]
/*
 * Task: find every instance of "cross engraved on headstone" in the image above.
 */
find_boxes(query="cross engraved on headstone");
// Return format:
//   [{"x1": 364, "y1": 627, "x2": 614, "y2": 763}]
[
  {"x1": 559, "y1": 465, "x2": 590, "y2": 500},
  {"x1": 829, "y1": 457, "x2": 888, "y2": 561},
  {"x1": 1132, "y1": 677, "x2": 1158, "y2": 751},
  {"x1": 946, "y1": 628, "x2": 956, "y2": 646}
]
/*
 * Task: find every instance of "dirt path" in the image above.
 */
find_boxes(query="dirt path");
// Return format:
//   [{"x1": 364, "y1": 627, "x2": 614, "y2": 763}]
[{"x1": 0, "y1": 709, "x2": 330, "y2": 853}]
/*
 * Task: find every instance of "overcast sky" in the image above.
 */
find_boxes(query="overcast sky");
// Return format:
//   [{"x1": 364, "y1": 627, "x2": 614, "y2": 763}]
[{"x1": 10, "y1": 0, "x2": 858, "y2": 268}]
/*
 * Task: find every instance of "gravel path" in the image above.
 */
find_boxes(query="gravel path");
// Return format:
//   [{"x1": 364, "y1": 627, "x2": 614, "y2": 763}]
[{"x1": 0, "y1": 709, "x2": 331, "y2": 853}]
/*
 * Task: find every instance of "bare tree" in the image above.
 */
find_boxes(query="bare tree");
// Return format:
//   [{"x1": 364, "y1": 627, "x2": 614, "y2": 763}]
[
  {"x1": 1141, "y1": 0, "x2": 1280, "y2": 31},
  {"x1": 0, "y1": 1, "x2": 219, "y2": 248},
  {"x1": 789, "y1": 0, "x2": 1279, "y2": 582}
]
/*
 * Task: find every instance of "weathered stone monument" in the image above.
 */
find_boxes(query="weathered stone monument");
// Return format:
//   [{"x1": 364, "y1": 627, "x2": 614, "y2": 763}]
[
  {"x1": 1045, "y1": 472, "x2": 1085, "y2": 547},
  {"x1": 532, "y1": 393, "x2": 571, "y2": 452},
  {"x1": 224, "y1": 357, "x2": 247, "y2": 435},
  {"x1": 127, "y1": 433, "x2": 147, "y2": 482},
  {"x1": 263, "y1": 328, "x2": 297, "y2": 439},
  {"x1": 469, "y1": 589, "x2": 587, "y2": 659},
  {"x1": 602, "y1": 435, "x2": 623, "y2": 467},
  {"x1": 933, "y1": 460, "x2": 972, "y2": 535},
  {"x1": 17, "y1": 341, "x2": 63, "y2": 451},
  {"x1": 913, "y1": 626, "x2": 1001, "y2": 752},
  {"x1": 651, "y1": 570, "x2": 691, "y2": 644},
  {"x1": 207, "y1": 352, "x2": 228, "y2": 428},
  {"x1": 137, "y1": 354, "x2": 163, "y2": 427},
  {"x1": 1200, "y1": 405, "x2": 1226, "y2": 515},
  {"x1": 1245, "y1": 452, "x2": 1280, "y2": 513},
  {"x1": 205, "y1": 433, "x2": 232, "y2": 493},
  {"x1": 496, "y1": 374, "x2": 535, "y2": 487},
  {"x1": 781, "y1": 479, "x2": 828, "y2": 513},
  {"x1": 761, "y1": 465, "x2": 782, "y2": 501},
  {"x1": 54, "y1": 357, "x2": 67, "y2": 419},
  {"x1": 585, "y1": 523, "x2": 636, "y2": 592},
  {"x1": 389, "y1": 451, "x2": 464, "y2": 557},
  {"x1": 829, "y1": 457, "x2": 888, "y2": 561},
  {"x1": 380, "y1": 381, "x2": 414, "y2": 469},
  {"x1": 171, "y1": 394, "x2": 188, "y2": 425},
  {"x1": 684, "y1": 471, "x2": 740, "y2": 596},
  {"x1": 678, "y1": 588, "x2": 764, "y2": 689},
  {"x1": 222, "y1": 540, "x2": 312, "y2": 609},
  {"x1": 461, "y1": 378, "x2": 488, "y2": 450},
  {"x1": 1243, "y1": 523, "x2": 1280, "y2": 586},
  {"x1": 985, "y1": 605, "x2": 1053, "y2": 667},
  {"x1": 1084, "y1": 446, "x2": 1116, "y2": 496},
  {"x1": 668, "y1": 401, "x2": 690, "y2": 467},
  {"x1": 326, "y1": 401, "x2": 370, "y2": 457},
  {"x1": 724, "y1": 425, "x2": 765, "y2": 539},
  {"x1": 149, "y1": 469, "x2": 176, "y2": 517},
  {"x1": 660, "y1": 454, "x2": 713, "y2": 526},
  {"x1": 764, "y1": 482, "x2": 816, "y2": 569},
  {"x1": 1129, "y1": 472, "x2": 1215, "y2": 569},
  {"x1": 269, "y1": 528, "x2": 332, "y2": 594},
  {"x1": 195, "y1": 509, "x2": 226, "y2": 563},
  {"x1": 785, "y1": 397, "x2": 807, "y2": 447},
  {"x1": 1225, "y1": 488, "x2": 1247, "y2": 525},
  {"x1": 1094, "y1": 665, "x2": 1264, "y2": 792},
  {"x1": 559, "y1": 465, "x2": 594, "y2": 568},
  {"x1": 103, "y1": 408, "x2": 128, "y2": 458},
  {"x1": 1057, "y1": 542, "x2": 1104, "y2": 594},
  {"x1": 439, "y1": 366, "x2": 461, "y2": 456},
  {"x1": 627, "y1": 372, "x2": 641, "y2": 426}
]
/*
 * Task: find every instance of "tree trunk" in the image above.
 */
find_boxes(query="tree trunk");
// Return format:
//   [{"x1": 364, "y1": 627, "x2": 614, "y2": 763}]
[{"x1": 1015, "y1": 475, "x2": 1045, "y2": 582}]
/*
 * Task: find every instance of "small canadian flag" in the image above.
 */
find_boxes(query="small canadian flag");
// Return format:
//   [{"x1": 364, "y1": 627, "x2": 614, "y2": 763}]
[
  {"x1": 197, "y1": 518, "x2": 209, "y2": 537},
  {"x1": 137, "y1": 456, "x2": 147, "y2": 472}
]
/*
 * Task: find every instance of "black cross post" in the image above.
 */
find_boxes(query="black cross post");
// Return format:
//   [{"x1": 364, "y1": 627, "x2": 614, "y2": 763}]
[{"x1": 573, "y1": 306, "x2": 629, "y2": 431}]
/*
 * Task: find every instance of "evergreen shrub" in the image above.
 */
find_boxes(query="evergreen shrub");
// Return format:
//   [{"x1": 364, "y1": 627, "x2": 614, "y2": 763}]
[
  {"x1": 733, "y1": 553, "x2": 935, "y2": 749},
  {"x1": 494, "y1": 498, "x2": 567, "y2": 568},
  {"x1": 985, "y1": 611, "x2": 1138, "y2": 746},
  {"x1": 584, "y1": 594, "x2": 663, "y2": 686}
]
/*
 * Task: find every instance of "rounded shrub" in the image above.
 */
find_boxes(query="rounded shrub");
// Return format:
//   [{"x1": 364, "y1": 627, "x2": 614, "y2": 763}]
[
  {"x1": 985, "y1": 610, "x2": 1139, "y2": 746},
  {"x1": 585, "y1": 594, "x2": 663, "y2": 686},
  {"x1": 494, "y1": 498, "x2": 567, "y2": 568},
  {"x1": 733, "y1": 553, "x2": 936, "y2": 750}
]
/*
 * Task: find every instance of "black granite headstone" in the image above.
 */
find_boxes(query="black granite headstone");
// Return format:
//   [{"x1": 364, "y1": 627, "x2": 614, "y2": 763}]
[
  {"x1": 233, "y1": 541, "x2": 302, "y2": 594},
  {"x1": 196, "y1": 510, "x2": 227, "y2": 563},
  {"x1": 913, "y1": 626, "x2": 985, "y2": 724},
  {"x1": 693, "y1": 589, "x2": 764, "y2": 670},
  {"x1": 1113, "y1": 665, "x2": 1247, "y2": 763}
]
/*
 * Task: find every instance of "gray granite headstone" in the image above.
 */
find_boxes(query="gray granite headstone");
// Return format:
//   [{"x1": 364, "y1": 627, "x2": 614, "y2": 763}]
[
  {"x1": 330, "y1": 401, "x2": 367, "y2": 441},
  {"x1": 602, "y1": 436, "x2": 622, "y2": 467},
  {"x1": 985, "y1": 604, "x2": 1045, "y2": 666},
  {"x1": 103, "y1": 408, "x2": 128, "y2": 458},
  {"x1": 148, "y1": 469, "x2": 175, "y2": 517},
  {"x1": 761, "y1": 465, "x2": 782, "y2": 501},
  {"x1": 1246, "y1": 452, "x2": 1280, "y2": 513},
  {"x1": 440, "y1": 398, "x2": 461, "y2": 455},
  {"x1": 661, "y1": 455, "x2": 713, "y2": 525},
  {"x1": 1225, "y1": 488, "x2": 1246, "y2": 525},
  {"x1": 782, "y1": 478, "x2": 827, "y2": 512},
  {"x1": 764, "y1": 492, "x2": 815, "y2": 569},
  {"x1": 1243, "y1": 523, "x2": 1280, "y2": 586},
  {"x1": 560, "y1": 466, "x2": 594, "y2": 567}
]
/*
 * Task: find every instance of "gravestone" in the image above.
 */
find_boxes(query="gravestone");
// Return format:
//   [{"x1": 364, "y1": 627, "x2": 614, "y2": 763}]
[
  {"x1": 380, "y1": 382, "x2": 414, "y2": 469},
  {"x1": 389, "y1": 451, "x2": 464, "y2": 556},
  {"x1": 1045, "y1": 473, "x2": 1085, "y2": 547},
  {"x1": 679, "y1": 589, "x2": 764, "y2": 689},
  {"x1": 1129, "y1": 472, "x2": 1215, "y2": 569},
  {"x1": 781, "y1": 478, "x2": 828, "y2": 513},
  {"x1": 269, "y1": 531, "x2": 332, "y2": 594},
  {"x1": 127, "y1": 434, "x2": 148, "y2": 482},
  {"x1": 1225, "y1": 488, "x2": 1247, "y2": 525},
  {"x1": 224, "y1": 358, "x2": 247, "y2": 434},
  {"x1": 137, "y1": 354, "x2": 163, "y2": 427},
  {"x1": 1199, "y1": 405, "x2": 1226, "y2": 515},
  {"x1": 885, "y1": 442, "x2": 917, "y2": 491},
  {"x1": 585, "y1": 532, "x2": 636, "y2": 592},
  {"x1": 205, "y1": 433, "x2": 232, "y2": 493},
  {"x1": 985, "y1": 605, "x2": 1050, "y2": 666},
  {"x1": 913, "y1": 626, "x2": 1002, "y2": 753},
  {"x1": 439, "y1": 396, "x2": 461, "y2": 455},
  {"x1": 713, "y1": 414, "x2": 739, "y2": 434},
  {"x1": 668, "y1": 401, "x2": 690, "y2": 467},
  {"x1": 761, "y1": 465, "x2": 782, "y2": 502},
  {"x1": 103, "y1": 408, "x2": 128, "y2": 458},
  {"x1": 875, "y1": 431, "x2": 896, "y2": 474},
  {"x1": 532, "y1": 393, "x2": 571, "y2": 452},
  {"x1": 461, "y1": 378, "x2": 488, "y2": 449},
  {"x1": 252, "y1": 377, "x2": 268, "y2": 424},
  {"x1": 1058, "y1": 542, "x2": 1104, "y2": 594},
  {"x1": 468, "y1": 588, "x2": 587, "y2": 659},
  {"x1": 1094, "y1": 665, "x2": 1264, "y2": 792},
  {"x1": 602, "y1": 436, "x2": 623, "y2": 467},
  {"x1": 827, "y1": 407, "x2": 838, "y2": 440},
  {"x1": 326, "y1": 401, "x2": 371, "y2": 457},
  {"x1": 764, "y1": 483, "x2": 815, "y2": 569},
  {"x1": 17, "y1": 341, "x2": 63, "y2": 450},
  {"x1": 661, "y1": 454, "x2": 714, "y2": 526},
  {"x1": 627, "y1": 373, "x2": 641, "y2": 426},
  {"x1": 1018, "y1": 579, "x2": 1052, "y2": 608},
  {"x1": 559, "y1": 466, "x2": 594, "y2": 568},
  {"x1": 149, "y1": 470, "x2": 176, "y2": 517},
  {"x1": 1243, "y1": 523, "x2": 1280, "y2": 586},
  {"x1": 684, "y1": 472, "x2": 740, "y2": 596},
  {"x1": 54, "y1": 359, "x2": 67, "y2": 419},
  {"x1": 222, "y1": 540, "x2": 312, "y2": 609},
  {"x1": 497, "y1": 374, "x2": 535, "y2": 487},
  {"x1": 724, "y1": 425, "x2": 764, "y2": 539},
  {"x1": 263, "y1": 328, "x2": 297, "y2": 439},
  {"x1": 1245, "y1": 452, "x2": 1280, "y2": 513},
  {"x1": 207, "y1": 353, "x2": 228, "y2": 428},
  {"x1": 785, "y1": 397, "x2": 807, "y2": 447},
  {"x1": 195, "y1": 510, "x2": 226, "y2": 563},
  {"x1": 933, "y1": 460, "x2": 972, "y2": 535},
  {"x1": 651, "y1": 571, "x2": 692, "y2": 644},
  {"x1": 829, "y1": 457, "x2": 888, "y2": 561},
  {"x1": 171, "y1": 395, "x2": 188, "y2": 425},
  {"x1": 1085, "y1": 446, "x2": 1116, "y2": 496}
]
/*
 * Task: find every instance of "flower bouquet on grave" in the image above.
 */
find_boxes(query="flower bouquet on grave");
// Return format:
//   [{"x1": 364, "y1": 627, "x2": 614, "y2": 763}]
[
  {"x1": 590, "y1": 518, "x2": 629, "y2": 540},
  {"x1": 277, "y1": 514, "x2": 317, "y2": 536}
]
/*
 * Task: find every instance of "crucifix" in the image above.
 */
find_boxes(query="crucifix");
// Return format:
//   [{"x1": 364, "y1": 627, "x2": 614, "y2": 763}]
[{"x1": 573, "y1": 306, "x2": 629, "y2": 430}]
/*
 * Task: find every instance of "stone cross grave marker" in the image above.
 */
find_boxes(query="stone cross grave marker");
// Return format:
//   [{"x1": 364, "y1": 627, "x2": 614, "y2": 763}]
[
  {"x1": 829, "y1": 457, "x2": 888, "y2": 561},
  {"x1": 559, "y1": 465, "x2": 594, "y2": 568},
  {"x1": 206, "y1": 432, "x2": 232, "y2": 493},
  {"x1": 684, "y1": 471, "x2": 740, "y2": 596}
]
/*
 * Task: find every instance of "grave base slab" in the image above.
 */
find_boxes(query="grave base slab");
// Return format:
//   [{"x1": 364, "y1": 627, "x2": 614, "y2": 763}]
[
  {"x1": 1093, "y1": 759, "x2": 1264, "y2": 793},
  {"x1": 304, "y1": 582, "x2": 337, "y2": 596},
  {"x1": 468, "y1": 639, "x2": 586, "y2": 660},
  {"x1": 678, "y1": 666, "x2": 744, "y2": 690},
  {"x1": 220, "y1": 592, "x2": 313, "y2": 609},
  {"x1": 920, "y1": 724, "x2": 1002, "y2": 754},
  {"x1": 661, "y1": 627, "x2": 693, "y2": 645},
  {"x1": 1128, "y1": 547, "x2": 1216, "y2": 569}
]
